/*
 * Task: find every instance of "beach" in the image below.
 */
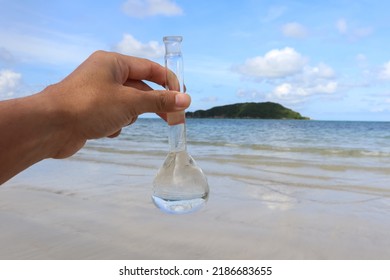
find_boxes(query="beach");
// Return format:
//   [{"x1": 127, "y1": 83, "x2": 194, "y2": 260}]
[{"x1": 1, "y1": 119, "x2": 390, "y2": 259}]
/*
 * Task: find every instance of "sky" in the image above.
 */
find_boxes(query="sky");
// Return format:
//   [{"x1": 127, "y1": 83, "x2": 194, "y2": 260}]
[{"x1": 1, "y1": 0, "x2": 390, "y2": 121}]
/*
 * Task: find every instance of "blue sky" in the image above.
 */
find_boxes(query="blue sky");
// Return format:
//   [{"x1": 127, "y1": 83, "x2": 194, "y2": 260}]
[{"x1": 1, "y1": 0, "x2": 390, "y2": 121}]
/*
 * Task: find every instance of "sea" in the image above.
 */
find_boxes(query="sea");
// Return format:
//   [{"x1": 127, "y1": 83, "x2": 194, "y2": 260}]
[{"x1": 82, "y1": 118, "x2": 390, "y2": 201}]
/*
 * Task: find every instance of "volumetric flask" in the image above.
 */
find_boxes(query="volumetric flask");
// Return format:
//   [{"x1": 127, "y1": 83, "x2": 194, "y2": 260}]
[{"x1": 152, "y1": 36, "x2": 209, "y2": 214}]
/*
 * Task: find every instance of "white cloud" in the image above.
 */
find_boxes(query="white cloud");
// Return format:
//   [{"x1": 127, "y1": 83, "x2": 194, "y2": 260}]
[
  {"x1": 114, "y1": 34, "x2": 164, "y2": 58},
  {"x1": 281, "y1": 22, "x2": 308, "y2": 39},
  {"x1": 273, "y1": 83, "x2": 293, "y2": 98},
  {"x1": 266, "y1": 80, "x2": 338, "y2": 104},
  {"x1": 236, "y1": 76, "x2": 338, "y2": 105},
  {"x1": 356, "y1": 53, "x2": 367, "y2": 62},
  {"x1": 302, "y1": 63, "x2": 335, "y2": 80},
  {"x1": 336, "y1": 18, "x2": 348, "y2": 34},
  {"x1": 200, "y1": 96, "x2": 219, "y2": 103},
  {"x1": 122, "y1": 0, "x2": 183, "y2": 18},
  {"x1": 262, "y1": 5, "x2": 287, "y2": 22},
  {"x1": 235, "y1": 48, "x2": 338, "y2": 104},
  {"x1": 236, "y1": 88, "x2": 264, "y2": 100},
  {"x1": 0, "y1": 47, "x2": 14, "y2": 63},
  {"x1": 0, "y1": 29, "x2": 99, "y2": 66},
  {"x1": 354, "y1": 27, "x2": 373, "y2": 38},
  {"x1": 235, "y1": 47, "x2": 307, "y2": 79},
  {"x1": 335, "y1": 18, "x2": 373, "y2": 41},
  {"x1": 0, "y1": 69, "x2": 22, "y2": 99},
  {"x1": 379, "y1": 61, "x2": 390, "y2": 80},
  {"x1": 269, "y1": 63, "x2": 338, "y2": 103}
]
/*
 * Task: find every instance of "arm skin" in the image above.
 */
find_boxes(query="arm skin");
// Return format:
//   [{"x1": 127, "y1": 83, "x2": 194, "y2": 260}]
[{"x1": 0, "y1": 51, "x2": 191, "y2": 185}]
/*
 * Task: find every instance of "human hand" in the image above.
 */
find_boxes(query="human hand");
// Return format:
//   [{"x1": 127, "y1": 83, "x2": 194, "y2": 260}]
[{"x1": 42, "y1": 50, "x2": 191, "y2": 158}]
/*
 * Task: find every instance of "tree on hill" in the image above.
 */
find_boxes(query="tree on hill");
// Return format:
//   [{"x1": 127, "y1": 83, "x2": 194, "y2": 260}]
[{"x1": 185, "y1": 102, "x2": 309, "y2": 120}]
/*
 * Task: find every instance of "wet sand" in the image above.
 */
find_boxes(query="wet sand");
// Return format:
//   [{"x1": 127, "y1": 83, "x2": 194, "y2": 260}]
[{"x1": 1, "y1": 150, "x2": 390, "y2": 259}]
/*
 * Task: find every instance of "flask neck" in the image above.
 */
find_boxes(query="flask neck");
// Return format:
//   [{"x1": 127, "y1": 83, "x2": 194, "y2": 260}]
[
  {"x1": 164, "y1": 36, "x2": 186, "y2": 153},
  {"x1": 164, "y1": 36, "x2": 184, "y2": 93},
  {"x1": 168, "y1": 122, "x2": 186, "y2": 152}
]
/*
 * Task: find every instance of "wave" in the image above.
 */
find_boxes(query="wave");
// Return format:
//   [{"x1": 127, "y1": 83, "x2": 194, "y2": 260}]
[{"x1": 188, "y1": 139, "x2": 390, "y2": 159}]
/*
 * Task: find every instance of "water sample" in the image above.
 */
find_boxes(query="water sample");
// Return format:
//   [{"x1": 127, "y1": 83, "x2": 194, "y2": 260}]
[{"x1": 152, "y1": 36, "x2": 209, "y2": 214}]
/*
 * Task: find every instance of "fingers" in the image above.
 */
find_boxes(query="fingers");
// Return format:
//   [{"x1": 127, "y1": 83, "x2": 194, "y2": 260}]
[
  {"x1": 124, "y1": 79, "x2": 153, "y2": 91},
  {"x1": 143, "y1": 90, "x2": 190, "y2": 114},
  {"x1": 116, "y1": 53, "x2": 191, "y2": 118},
  {"x1": 166, "y1": 70, "x2": 181, "y2": 92},
  {"x1": 122, "y1": 80, "x2": 190, "y2": 120},
  {"x1": 158, "y1": 113, "x2": 168, "y2": 122},
  {"x1": 117, "y1": 54, "x2": 167, "y2": 87},
  {"x1": 107, "y1": 129, "x2": 122, "y2": 138},
  {"x1": 106, "y1": 115, "x2": 138, "y2": 138},
  {"x1": 122, "y1": 87, "x2": 191, "y2": 116},
  {"x1": 173, "y1": 93, "x2": 191, "y2": 108},
  {"x1": 117, "y1": 54, "x2": 183, "y2": 93}
]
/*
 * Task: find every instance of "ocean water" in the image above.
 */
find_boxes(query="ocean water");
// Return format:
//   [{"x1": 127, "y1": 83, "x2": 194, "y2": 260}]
[{"x1": 82, "y1": 118, "x2": 390, "y2": 200}]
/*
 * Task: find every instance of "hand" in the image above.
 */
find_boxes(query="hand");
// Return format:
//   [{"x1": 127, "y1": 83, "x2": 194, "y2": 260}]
[
  {"x1": 0, "y1": 51, "x2": 191, "y2": 184},
  {"x1": 43, "y1": 50, "x2": 191, "y2": 158}
]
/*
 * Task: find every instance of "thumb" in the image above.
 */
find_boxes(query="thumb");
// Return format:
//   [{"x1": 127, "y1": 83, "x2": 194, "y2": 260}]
[{"x1": 135, "y1": 90, "x2": 191, "y2": 115}]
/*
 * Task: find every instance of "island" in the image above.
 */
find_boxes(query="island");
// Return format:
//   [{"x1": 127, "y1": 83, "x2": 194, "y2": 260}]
[{"x1": 185, "y1": 102, "x2": 309, "y2": 120}]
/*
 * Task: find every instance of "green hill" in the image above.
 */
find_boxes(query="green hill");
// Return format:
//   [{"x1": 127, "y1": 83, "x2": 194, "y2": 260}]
[{"x1": 185, "y1": 102, "x2": 309, "y2": 120}]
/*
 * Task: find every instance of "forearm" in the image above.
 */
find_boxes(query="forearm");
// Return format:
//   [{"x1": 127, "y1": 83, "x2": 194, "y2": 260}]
[{"x1": 0, "y1": 90, "x2": 65, "y2": 184}]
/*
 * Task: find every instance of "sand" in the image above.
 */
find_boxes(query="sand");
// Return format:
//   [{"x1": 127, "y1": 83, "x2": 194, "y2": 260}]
[{"x1": 1, "y1": 155, "x2": 390, "y2": 260}]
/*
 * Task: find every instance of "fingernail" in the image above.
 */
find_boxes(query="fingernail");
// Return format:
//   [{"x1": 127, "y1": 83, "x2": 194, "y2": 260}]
[{"x1": 175, "y1": 93, "x2": 190, "y2": 108}]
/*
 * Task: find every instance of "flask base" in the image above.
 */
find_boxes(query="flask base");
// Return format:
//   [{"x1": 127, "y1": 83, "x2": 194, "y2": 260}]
[{"x1": 152, "y1": 195, "x2": 207, "y2": 214}]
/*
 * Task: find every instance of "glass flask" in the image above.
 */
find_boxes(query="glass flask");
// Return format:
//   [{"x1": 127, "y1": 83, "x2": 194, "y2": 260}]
[{"x1": 152, "y1": 36, "x2": 209, "y2": 214}]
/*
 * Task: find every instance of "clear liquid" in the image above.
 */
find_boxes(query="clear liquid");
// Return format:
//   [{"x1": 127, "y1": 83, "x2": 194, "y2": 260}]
[{"x1": 152, "y1": 150, "x2": 209, "y2": 214}]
